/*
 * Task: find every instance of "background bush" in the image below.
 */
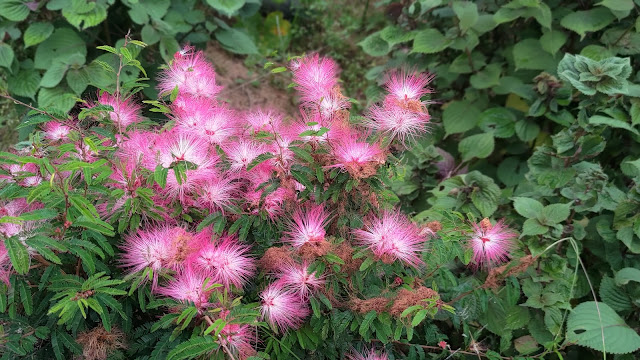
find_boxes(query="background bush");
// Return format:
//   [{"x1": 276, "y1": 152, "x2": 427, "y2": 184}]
[{"x1": 1, "y1": 0, "x2": 640, "y2": 359}]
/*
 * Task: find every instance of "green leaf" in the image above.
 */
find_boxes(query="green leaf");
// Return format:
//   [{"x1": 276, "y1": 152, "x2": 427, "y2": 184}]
[
  {"x1": 452, "y1": 1, "x2": 478, "y2": 31},
  {"x1": 615, "y1": 267, "x2": 640, "y2": 285},
  {"x1": 206, "y1": 0, "x2": 245, "y2": 16},
  {"x1": 40, "y1": 61, "x2": 69, "y2": 88},
  {"x1": 359, "y1": 311, "x2": 377, "y2": 337},
  {"x1": 247, "y1": 153, "x2": 275, "y2": 171},
  {"x1": 590, "y1": 115, "x2": 639, "y2": 136},
  {"x1": 0, "y1": 43, "x2": 14, "y2": 69},
  {"x1": 5, "y1": 237, "x2": 30, "y2": 275},
  {"x1": 34, "y1": 28, "x2": 87, "y2": 70},
  {"x1": 66, "y1": 68, "x2": 90, "y2": 95},
  {"x1": 166, "y1": 336, "x2": 218, "y2": 360},
  {"x1": 566, "y1": 301, "x2": 640, "y2": 354},
  {"x1": 514, "y1": 335, "x2": 539, "y2": 355},
  {"x1": 0, "y1": 0, "x2": 30, "y2": 21},
  {"x1": 8, "y1": 69, "x2": 41, "y2": 99},
  {"x1": 412, "y1": 28, "x2": 452, "y2": 54},
  {"x1": 600, "y1": 276, "x2": 632, "y2": 311},
  {"x1": 469, "y1": 63, "x2": 501, "y2": 89},
  {"x1": 38, "y1": 87, "x2": 77, "y2": 113},
  {"x1": 513, "y1": 38, "x2": 557, "y2": 71},
  {"x1": 515, "y1": 120, "x2": 540, "y2": 142},
  {"x1": 560, "y1": 7, "x2": 616, "y2": 40},
  {"x1": 597, "y1": 0, "x2": 634, "y2": 11},
  {"x1": 521, "y1": 218, "x2": 548, "y2": 236},
  {"x1": 459, "y1": 133, "x2": 494, "y2": 162},
  {"x1": 478, "y1": 107, "x2": 516, "y2": 138},
  {"x1": 513, "y1": 197, "x2": 544, "y2": 219},
  {"x1": 24, "y1": 22, "x2": 55, "y2": 48},
  {"x1": 380, "y1": 26, "x2": 416, "y2": 45},
  {"x1": 215, "y1": 28, "x2": 258, "y2": 55},
  {"x1": 358, "y1": 32, "x2": 391, "y2": 57},
  {"x1": 540, "y1": 203, "x2": 571, "y2": 224},
  {"x1": 443, "y1": 100, "x2": 481, "y2": 135},
  {"x1": 540, "y1": 30, "x2": 568, "y2": 56}
]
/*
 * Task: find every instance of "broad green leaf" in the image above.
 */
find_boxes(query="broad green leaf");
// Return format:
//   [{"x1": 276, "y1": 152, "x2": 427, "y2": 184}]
[
  {"x1": 0, "y1": 43, "x2": 14, "y2": 69},
  {"x1": 452, "y1": 1, "x2": 478, "y2": 31},
  {"x1": 600, "y1": 276, "x2": 632, "y2": 311},
  {"x1": 215, "y1": 28, "x2": 258, "y2": 55},
  {"x1": 459, "y1": 133, "x2": 494, "y2": 162},
  {"x1": 358, "y1": 32, "x2": 391, "y2": 57},
  {"x1": 38, "y1": 87, "x2": 77, "y2": 113},
  {"x1": 469, "y1": 63, "x2": 501, "y2": 89},
  {"x1": 412, "y1": 28, "x2": 452, "y2": 54},
  {"x1": 560, "y1": 8, "x2": 616, "y2": 40},
  {"x1": 5, "y1": 237, "x2": 30, "y2": 274},
  {"x1": 24, "y1": 22, "x2": 55, "y2": 48},
  {"x1": 566, "y1": 301, "x2": 640, "y2": 354},
  {"x1": 8, "y1": 69, "x2": 41, "y2": 99},
  {"x1": 206, "y1": 0, "x2": 245, "y2": 16},
  {"x1": 513, "y1": 197, "x2": 544, "y2": 219},
  {"x1": 615, "y1": 267, "x2": 640, "y2": 285},
  {"x1": 540, "y1": 203, "x2": 571, "y2": 224},
  {"x1": 40, "y1": 61, "x2": 69, "y2": 88},
  {"x1": 540, "y1": 30, "x2": 568, "y2": 56},
  {"x1": 597, "y1": 0, "x2": 634, "y2": 11},
  {"x1": 515, "y1": 120, "x2": 540, "y2": 142},
  {"x1": 513, "y1": 38, "x2": 557, "y2": 70},
  {"x1": 521, "y1": 218, "x2": 548, "y2": 236},
  {"x1": 590, "y1": 115, "x2": 639, "y2": 135},
  {"x1": 380, "y1": 26, "x2": 416, "y2": 45},
  {"x1": 478, "y1": 107, "x2": 516, "y2": 138},
  {"x1": 443, "y1": 100, "x2": 481, "y2": 135},
  {"x1": 514, "y1": 335, "x2": 539, "y2": 355},
  {"x1": 0, "y1": 0, "x2": 30, "y2": 21},
  {"x1": 66, "y1": 68, "x2": 90, "y2": 95},
  {"x1": 34, "y1": 28, "x2": 87, "y2": 70}
]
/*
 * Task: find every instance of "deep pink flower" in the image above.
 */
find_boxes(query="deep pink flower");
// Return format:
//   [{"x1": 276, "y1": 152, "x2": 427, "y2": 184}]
[
  {"x1": 173, "y1": 98, "x2": 240, "y2": 145},
  {"x1": 245, "y1": 109, "x2": 283, "y2": 133},
  {"x1": 276, "y1": 262, "x2": 324, "y2": 299},
  {"x1": 157, "y1": 267, "x2": 214, "y2": 310},
  {"x1": 469, "y1": 218, "x2": 516, "y2": 268},
  {"x1": 116, "y1": 130, "x2": 158, "y2": 170},
  {"x1": 156, "y1": 132, "x2": 215, "y2": 170},
  {"x1": 224, "y1": 139, "x2": 267, "y2": 172},
  {"x1": 42, "y1": 122, "x2": 71, "y2": 141},
  {"x1": 0, "y1": 198, "x2": 43, "y2": 238},
  {"x1": 291, "y1": 54, "x2": 340, "y2": 102},
  {"x1": 218, "y1": 322, "x2": 256, "y2": 358},
  {"x1": 383, "y1": 69, "x2": 434, "y2": 111},
  {"x1": 367, "y1": 105, "x2": 430, "y2": 142},
  {"x1": 188, "y1": 234, "x2": 255, "y2": 289},
  {"x1": 120, "y1": 226, "x2": 173, "y2": 288},
  {"x1": 353, "y1": 210, "x2": 426, "y2": 268},
  {"x1": 95, "y1": 92, "x2": 142, "y2": 129},
  {"x1": 283, "y1": 205, "x2": 329, "y2": 248},
  {"x1": 329, "y1": 131, "x2": 385, "y2": 178},
  {"x1": 346, "y1": 348, "x2": 389, "y2": 360},
  {"x1": 260, "y1": 282, "x2": 310, "y2": 331},
  {"x1": 0, "y1": 242, "x2": 11, "y2": 286},
  {"x1": 158, "y1": 47, "x2": 222, "y2": 99},
  {"x1": 193, "y1": 171, "x2": 239, "y2": 213}
]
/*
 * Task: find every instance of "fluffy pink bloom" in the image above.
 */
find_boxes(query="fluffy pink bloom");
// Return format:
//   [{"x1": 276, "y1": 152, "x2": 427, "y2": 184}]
[
  {"x1": 276, "y1": 262, "x2": 324, "y2": 299},
  {"x1": 188, "y1": 234, "x2": 255, "y2": 289},
  {"x1": 317, "y1": 87, "x2": 350, "y2": 119},
  {"x1": 224, "y1": 140, "x2": 267, "y2": 172},
  {"x1": 245, "y1": 187, "x2": 288, "y2": 219},
  {"x1": 283, "y1": 205, "x2": 329, "y2": 248},
  {"x1": 95, "y1": 92, "x2": 142, "y2": 129},
  {"x1": 383, "y1": 69, "x2": 434, "y2": 111},
  {"x1": 367, "y1": 105, "x2": 430, "y2": 142},
  {"x1": 245, "y1": 109, "x2": 283, "y2": 133},
  {"x1": 158, "y1": 47, "x2": 222, "y2": 99},
  {"x1": 347, "y1": 348, "x2": 389, "y2": 360},
  {"x1": 156, "y1": 133, "x2": 215, "y2": 170},
  {"x1": 120, "y1": 226, "x2": 173, "y2": 288},
  {"x1": 0, "y1": 198, "x2": 42, "y2": 238},
  {"x1": 291, "y1": 54, "x2": 340, "y2": 102},
  {"x1": 193, "y1": 172, "x2": 239, "y2": 213},
  {"x1": 353, "y1": 210, "x2": 427, "y2": 268},
  {"x1": 42, "y1": 122, "x2": 71, "y2": 141},
  {"x1": 0, "y1": 242, "x2": 11, "y2": 286},
  {"x1": 329, "y1": 132, "x2": 385, "y2": 178},
  {"x1": 157, "y1": 267, "x2": 214, "y2": 310},
  {"x1": 117, "y1": 130, "x2": 158, "y2": 170},
  {"x1": 469, "y1": 218, "x2": 517, "y2": 268},
  {"x1": 173, "y1": 98, "x2": 240, "y2": 145},
  {"x1": 218, "y1": 322, "x2": 256, "y2": 358},
  {"x1": 163, "y1": 169, "x2": 202, "y2": 205},
  {"x1": 260, "y1": 282, "x2": 310, "y2": 331}
]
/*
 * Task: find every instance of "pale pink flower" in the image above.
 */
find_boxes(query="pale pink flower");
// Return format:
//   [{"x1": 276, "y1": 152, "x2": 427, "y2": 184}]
[
  {"x1": 157, "y1": 267, "x2": 214, "y2": 310},
  {"x1": 158, "y1": 47, "x2": 222, "y2": 99},
  {"x1": 163, "y1": 169, "x2": 202, "y2": 205},
  {"x1": 193, "y1": 172, "x2": 240, "y2": 213},
  {"x1": 188, "y1": 234, "x2": 255, "y2": 289},
  {"x1": 173, "y1": 98, "x2": 240, "y2": 145},
  {"x1": 260, "y1": 282, "x2": 310, "y2": 331},
  {"x1": 42, "y1": 122, "x2": 71, "y2": 141},
  {"x1": 347, "y1": 348, "x2": 389, "y2": 360},
  {"x1": 0, "y1": 198, "x2": 43, "y2": 238},
  {"x1": 353, "y1": 210, "x2": 426, "y2": 268},
  {"x1": 156, "y1": 133, "x2": 215, "y2": 170},
  {"x1": 95, "y1": 92, "x2": 142, "y2": 129},
  {"x1": 383, "y1": 69, "x2": 434, "y2": 111},
  {"x1": 117, "y1": 130, "x2": 158, "y2": 170},
  {"x1": 120, "y1": 226, "x2": 173, "y2": 288},
  {"x1": 469, "y1": 218, "x2": 516, "y2": 268},
  {"x1": 224, "y1": 140, "x2": 268, "y2": 172},
  {"x1": 292, "y1": 54, "x2": 340, "y2": 102},
  {"x1": 367, "y1": 105, "x2": 430, "y2": 142},
  {"x1": 218, "y1": 322, "x2": 256, "y2": 358},
  {"x1": 276, "y1": 262, "x2": 324, "y2": 299},
  {"x1": 0, "y1": 242, "x2": 11, "y2": 286},
  {"x1": 329, "y1": 131, "x2": 385, "y2": 178},
  {"x1": 317, "y1": 87, "x2": 350, "y2": 119},
  {"x1": 245, "y1": 109, "x2": 283, "y2": 133},
  {"x1": 283, "y1": 205, "x2": 329, "y2": 248}
]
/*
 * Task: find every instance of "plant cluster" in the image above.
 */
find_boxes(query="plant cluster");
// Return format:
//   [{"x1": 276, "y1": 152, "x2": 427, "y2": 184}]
[{"x1": 356, "y1": 0, "x2": 640, "y2": 357}]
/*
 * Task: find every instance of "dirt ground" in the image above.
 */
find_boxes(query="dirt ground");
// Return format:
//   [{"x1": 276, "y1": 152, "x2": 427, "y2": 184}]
[{"x1": 204, "y1": 42, "x2": 298, "y2": 118}]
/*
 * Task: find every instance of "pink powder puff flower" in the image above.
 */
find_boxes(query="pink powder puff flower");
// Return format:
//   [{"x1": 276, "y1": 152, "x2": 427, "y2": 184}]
[
  {"x1": 224, "y1": 139, "x2": 268, "y2": 172},
  {"x1": 347, "y1": 348, "x2": 389, "y2": 360},
  {"x1": 244, "y1": 109, "x2": 283, "y2": 134},
  {"x1": 292, "y1": 54, "x2": 340, "y2": 102},
  {"x1": 276, "y1": 262, "x2": 324, "y2": 299},
  {"x1": 367, "y1": 104, "x2": 430, "y2": 143},
  {"x1": 157, "y1": 133, "x2": 216, "y2": 170},
  {"x1": 329, "y1": 132, "x2": 385, "y2": 179},
  {"x1": 244, "y1": 187, "x2": 288, "y2": 219},
  {"x1": 158, "y1": 47, "x2": 223, "y2": 99},
  {"x1": 0, "y1": 198, "x2": 43, "y2": 238},
  {"x1": 283, "y1": 205, "x2": 329, "y2": 248},
  {"x1": 163, "y1": 169, "x2": 202, "y2": 205},
  {"x1": 469, "y1": 218, "x2": 517, "y2": 268},
  {"x1": 94, "y1": 92, "x2": 142, "y2": 129},
  {"x1": 218, "y1": 322, "x2": 256, "y2": 358},
  {"x1": 193, "y1": 171, "x2": 239, "y2": 214},
  {"x1": 116, "y1": 130, "x2": 158, "y2": 170},
  {"x1": 157, "y1": 267, "x2": 214, "y2": 310},
  {"x1": 353, "y1": 210, "x2": 427, "y2": 268},
  {"x1": 0, "y1": 242, "x2": 10, "y2": 287},
  {"x1": 188, "y1": 234, "x2": 255, "y2": 289},
  {"x1": 120, "y1": 226, "x2": 173, "y2": 288},
  {"x1": 42, "y1": 121, "x2": 71, "y2": 141},
  {"x1": 173, "y1": 98, "x2": 240, "y2": 145},
  {"x1": 383, "y1": 69, "x2": 434, "y2": 112},
  {"x1": 260, "y1": 282, "x2": 310, "y2": 331}
]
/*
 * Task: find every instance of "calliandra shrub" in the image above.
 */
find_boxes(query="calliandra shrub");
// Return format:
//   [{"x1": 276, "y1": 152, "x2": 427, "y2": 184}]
[{"x1": 0, "y1": 37, "x2": 630, "y2": 360}]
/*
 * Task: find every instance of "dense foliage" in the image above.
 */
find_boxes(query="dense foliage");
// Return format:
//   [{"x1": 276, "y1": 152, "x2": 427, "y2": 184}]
[{"x1": 1, "y1": 0, "x2": 640, "y2": 359}]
